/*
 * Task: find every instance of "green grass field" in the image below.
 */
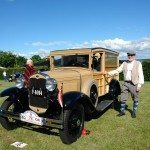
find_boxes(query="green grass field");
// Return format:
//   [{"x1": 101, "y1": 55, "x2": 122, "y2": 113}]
[{"x1": 0, "y1": 80, "x2": 150, "y2": 150}]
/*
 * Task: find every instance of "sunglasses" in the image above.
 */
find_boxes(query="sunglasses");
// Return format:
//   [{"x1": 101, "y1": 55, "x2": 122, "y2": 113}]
[{"x1": 128, "y1": 54, "x2": 135, "y2": 57}]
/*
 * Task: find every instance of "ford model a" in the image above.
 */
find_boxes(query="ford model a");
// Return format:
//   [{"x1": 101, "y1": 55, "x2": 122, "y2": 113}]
[{"x1": 0, "y1": 47, "x2": 121, "y2": 144}]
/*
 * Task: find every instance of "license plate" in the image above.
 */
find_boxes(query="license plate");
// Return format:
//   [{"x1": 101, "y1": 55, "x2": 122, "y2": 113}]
[
  {"x1": 20, "y1": 110, "x2": 43, "y2": 126},
  {"x1": 31, "y1": 88, "x2": 43, "y2": 97}
]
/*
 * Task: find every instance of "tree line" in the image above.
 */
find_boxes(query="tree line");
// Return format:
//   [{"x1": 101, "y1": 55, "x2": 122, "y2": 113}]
[
  {"x1": 0, "y1": 50, "x2": 150, "y2": 81},
  {"x1": 0, "y1": 51, "x2": 48, "y2": 68}
]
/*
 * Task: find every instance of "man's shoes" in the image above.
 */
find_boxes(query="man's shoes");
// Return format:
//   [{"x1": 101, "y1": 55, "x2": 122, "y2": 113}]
[
  {"x1": 117, "y1": 112, "x2": 125, "y2": 117},
  {"x1": 131, "y1": 112, "x2": 136, "y2": 118}
]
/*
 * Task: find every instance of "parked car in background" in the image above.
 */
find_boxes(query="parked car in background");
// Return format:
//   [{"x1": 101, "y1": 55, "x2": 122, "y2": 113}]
[
  {"x1": 0, "y1": 47, "x2": 121, "y2": 144},
  {"x1": 7, "y1": 72, "x2": 22, "y2": 82}
]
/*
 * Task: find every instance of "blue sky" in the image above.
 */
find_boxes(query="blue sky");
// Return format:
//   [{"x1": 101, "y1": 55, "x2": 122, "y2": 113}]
[{"x1": 0, "y1": 0, "x2": 150, "y2": 59}]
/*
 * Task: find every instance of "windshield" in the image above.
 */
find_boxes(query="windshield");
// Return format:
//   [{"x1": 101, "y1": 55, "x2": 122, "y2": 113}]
[{"x1": 53, "y1": 55, "x2": 89, "y2": 68}]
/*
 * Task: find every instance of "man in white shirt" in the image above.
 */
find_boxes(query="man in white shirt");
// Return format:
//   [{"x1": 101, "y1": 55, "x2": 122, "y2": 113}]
[{"x1": 108, "y1": 50, "x2": 144, "y2": 118}]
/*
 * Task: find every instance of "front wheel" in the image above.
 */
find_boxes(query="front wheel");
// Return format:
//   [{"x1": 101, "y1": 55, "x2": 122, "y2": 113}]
[
  {"x1": 0, "y1": 99, "x2": 17, "y2": 130},
  {"x1": 59, "y1": 104, "x2": 84, "y2": 144}
]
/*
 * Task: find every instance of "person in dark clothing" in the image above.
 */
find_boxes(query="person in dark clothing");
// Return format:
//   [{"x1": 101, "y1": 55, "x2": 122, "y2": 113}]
[
  {"x1": 23, "y1": 59, "x2": 36, "y2": 87},
  {"x1": 92, "y1": 53, "x2": 101, "y2": 71}
]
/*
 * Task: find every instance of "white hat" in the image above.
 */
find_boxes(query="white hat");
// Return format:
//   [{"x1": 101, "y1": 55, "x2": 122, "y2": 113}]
[
  {"x1": 26, "y1": 59, "x2": 33, "y2": 65},
  {"x1": 127, "y1": 50, "x2": 136, "y2": 55}
]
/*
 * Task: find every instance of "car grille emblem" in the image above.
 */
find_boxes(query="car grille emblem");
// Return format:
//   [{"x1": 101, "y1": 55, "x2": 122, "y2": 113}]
[{"x1": 36, "y1": 75, "x2": 39, "y2": 78}]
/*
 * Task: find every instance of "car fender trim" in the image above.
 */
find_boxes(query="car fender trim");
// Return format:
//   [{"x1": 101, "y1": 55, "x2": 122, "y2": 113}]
[
  {"x1": 63, "y1": 91, "x2": 96, "y2": 112},
  {"x1": 81, "y1": 79, "x2": 98, "y2": 97}
]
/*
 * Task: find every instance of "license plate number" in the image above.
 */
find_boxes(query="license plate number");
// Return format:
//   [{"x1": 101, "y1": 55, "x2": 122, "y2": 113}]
[
  {"x1": 20, "y1": 110, "x2": 43, "y2": 126},
  {"x1": 31, "y1": 88, "x2": 43, "y2": 96}
]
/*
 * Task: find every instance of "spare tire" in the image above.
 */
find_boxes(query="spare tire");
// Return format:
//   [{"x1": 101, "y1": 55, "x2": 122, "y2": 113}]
[{"x1": 109, "y1": 79, "x2": 121, "y2": 100}]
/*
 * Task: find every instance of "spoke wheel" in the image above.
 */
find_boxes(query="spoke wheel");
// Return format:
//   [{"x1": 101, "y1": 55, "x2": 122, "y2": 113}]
[
  {"x1": 59, "y1": 104, "x2": 84, "y2": 144},
  {"x1": 0, "y1": 98, "x2": 23, "y2": 130},
  {"x1": 0, "y1": 99, "x2": 16, "y2": 130}
]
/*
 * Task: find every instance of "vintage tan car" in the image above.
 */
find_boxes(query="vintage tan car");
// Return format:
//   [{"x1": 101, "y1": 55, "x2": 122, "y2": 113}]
[
  {"x1": 50, "y1": 47, "x2": 120, "y2": 102},
  {"x1": 0, "y1": 47, "x2": 121, "y2": 144}
]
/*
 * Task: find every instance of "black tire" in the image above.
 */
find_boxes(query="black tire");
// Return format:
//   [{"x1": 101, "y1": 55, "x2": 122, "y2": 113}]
[
  {"x1": 109, "y1": 79, "x2": 121, "y2": 100},
  {"x1": 59, "y1": 104, "x2": 84, "y2": 144},
  {"x1": 0, "y1": 99, "x2": 17, "y2": 130},
  {"x1": 108, "y1": 79, "x2": 121, "y2": 109},
  {"x1": 90, "y1": 85, "x2": 98, "y2": 107}
]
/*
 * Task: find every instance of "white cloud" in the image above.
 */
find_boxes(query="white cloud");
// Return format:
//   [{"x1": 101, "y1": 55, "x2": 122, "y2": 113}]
[
  {"x1": 25, "y1": 41, "x2": 71, "y2": 47},
  {"x1": 92, "y1": 38, "x2": 131, "y2": 50},
  {"x1": 71, "y1": 38, "x2": 150, "y2": 59},
  {"x1": 28, "y1": 49, "x2": 50, "y2": 59},
  {"x1": 23, "y1": 37, "x2": 150, "y2": 59}
]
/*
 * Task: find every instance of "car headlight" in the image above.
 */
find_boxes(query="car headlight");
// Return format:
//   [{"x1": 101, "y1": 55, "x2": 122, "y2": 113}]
[
  {"x1": 46, "y1": 77, "x2": 57, "y2": 91},
  {"x1": 16, "y1": 77, "x2": 24, "y2": 89}
]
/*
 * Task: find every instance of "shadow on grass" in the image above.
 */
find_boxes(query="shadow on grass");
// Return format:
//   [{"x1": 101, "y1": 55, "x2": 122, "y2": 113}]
[
  {"x1": 110, "y1": 99, "x2": 133, "y2": 115},
  {"x1": 109, "y1": 97, "x2": 133, "y2": 116},
  {"x1": 85, "y1": 93, "x2": 121, "y2": 121},
  {"x1": 125, "y1": 105, "x2": 133, "y2": 115},
  {"x1": 10, "y1": 120, "x2": 59, "y2": 136},
  {"x1": 86, "y1": 93, "x2": 136, "y2": 120},
  {"x1": 21, "y1": 124, "x2": 59, "y2": 136}
]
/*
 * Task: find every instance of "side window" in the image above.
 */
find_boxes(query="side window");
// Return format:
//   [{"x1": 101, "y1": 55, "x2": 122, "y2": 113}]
[
  {"x1": 92, "y1": 53, "x2": 101, "y2": 71},
  {"x1": 54, "y1": 55, "x2": 62, "y2": 67}
]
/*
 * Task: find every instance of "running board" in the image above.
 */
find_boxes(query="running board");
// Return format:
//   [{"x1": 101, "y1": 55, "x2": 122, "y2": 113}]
[{"x1": 96, "y1": 100, "x2": 113, "y2": 112}]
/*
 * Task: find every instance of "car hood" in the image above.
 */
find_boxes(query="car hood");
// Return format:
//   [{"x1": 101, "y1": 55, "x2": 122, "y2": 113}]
[
  {"x1": 49, "y1": 68, "x2": 81, "y2": 81},
  {"x1": 42, "y1": 68, "x2": 92, "y2": 94},
  {"x1": 45, "y1": 68, "x2": 90, "y2": 82}
]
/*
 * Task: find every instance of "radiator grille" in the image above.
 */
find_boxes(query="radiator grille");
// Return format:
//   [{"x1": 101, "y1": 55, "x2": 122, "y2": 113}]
[{"x1": 29, "y1": 77, "x2": 48, "y2": 109}]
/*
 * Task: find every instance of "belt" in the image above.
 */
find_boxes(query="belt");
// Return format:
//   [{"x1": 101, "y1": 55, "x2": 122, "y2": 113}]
[
  {"x1": 125, "y1": 80, "x2": 132, "y2": 83},
  {"x1": 125, "y1": 81, "x2": 134, "y2": 85}
]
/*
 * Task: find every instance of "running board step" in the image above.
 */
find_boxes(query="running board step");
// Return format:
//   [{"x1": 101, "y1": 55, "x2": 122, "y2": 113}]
[{"x1": 96, "y1": 100, "x2": 113, "y2": 112}]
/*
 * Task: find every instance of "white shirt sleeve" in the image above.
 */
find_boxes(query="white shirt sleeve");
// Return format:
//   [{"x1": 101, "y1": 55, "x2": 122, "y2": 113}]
[
  {"x1": 138, "y1": 62, "x2": 144, "y2": 88},
  {"x1": 108, "y1": 63, "x2": 124, "y2": 76}
]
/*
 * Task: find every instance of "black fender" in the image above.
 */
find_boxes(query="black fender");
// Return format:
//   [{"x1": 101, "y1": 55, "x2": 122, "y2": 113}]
[
  {"x1": 109, "y1": 79, "x2": 121, "y2": 99},
  {"x1": 0, "y1": 87, "x2": 21, "y2": 97},
  {"x1": 0, "y1": 87, "x2": 29, "y2": 111},
  {"x1": 63, "y1": 91, "x2": 96, "y2": 114}
]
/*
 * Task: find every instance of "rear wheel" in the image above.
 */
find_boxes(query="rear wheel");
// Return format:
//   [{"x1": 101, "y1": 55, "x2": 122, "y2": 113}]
[
  {"x1": 90, "y1": 85, "x2": 98, "y2": 107},
  {"x1": 59, "y1": 104, "x2": 84, "y2": 144}
]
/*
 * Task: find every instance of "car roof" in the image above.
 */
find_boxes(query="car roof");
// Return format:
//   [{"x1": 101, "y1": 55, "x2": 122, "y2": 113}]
[{"x1": 50, "y1": 47, "x2": 119, "y2": 55}]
